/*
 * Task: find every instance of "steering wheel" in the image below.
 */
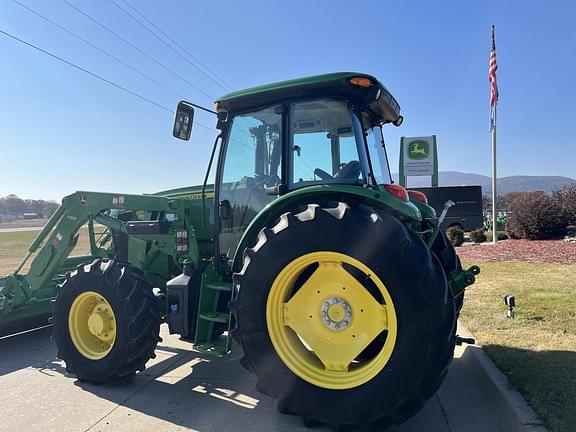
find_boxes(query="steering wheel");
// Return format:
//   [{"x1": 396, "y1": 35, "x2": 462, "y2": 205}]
[
  {"x1": 313, "y1": 168, "x2": 333, "y2": 180},
  {"x1": 313, "y1": 161, "x2": 362, "y2": 180}
]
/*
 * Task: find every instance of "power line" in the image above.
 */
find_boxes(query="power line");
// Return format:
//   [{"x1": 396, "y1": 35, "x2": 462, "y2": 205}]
[
  {"x1": 0, "y1": 28, "x2": 172, "y2": 113},
  {"x1": 110, "y1": 0, "x2": 233, "y2": 92},
  {"x1": 60, "y1": 0, "x2": 214, "y2": 102},
  {"x1": 109, "y1": 0, "x2": 229, "y2": 90},
  {"x1": 0, "y1": 27, "x2": 214, "y2": 131},
  {"x1": 120, "y1": 0, "x2": 233, "y2": 91},
  {"x1": 9, "y1": 0, "x2": 184, "y2": 101}
]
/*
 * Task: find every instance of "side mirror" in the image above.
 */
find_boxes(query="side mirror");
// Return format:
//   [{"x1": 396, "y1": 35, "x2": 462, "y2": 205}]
[
  {"x1": 173, "y1": 101, "x2": 195, "y2": 141},
  {"x1": 393, "y1": 115, "x2": 404, "y2": 127}
]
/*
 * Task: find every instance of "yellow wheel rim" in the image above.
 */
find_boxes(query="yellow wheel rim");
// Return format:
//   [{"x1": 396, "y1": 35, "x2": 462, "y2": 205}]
[
  {"x1": 68, "y1": 291, "x2": 116, "y2": 360},
  {"x1": 267, "y1": 251, "x2": 397, "y2": 390}
]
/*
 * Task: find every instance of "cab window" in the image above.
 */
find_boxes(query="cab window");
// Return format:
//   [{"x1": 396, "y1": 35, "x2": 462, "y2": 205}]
[
  {"x1": 359, "y1": 112, "x2": 392, "y2": 185},
  {"x1": 290, "y1": 100, "x2": 366, "y2": 186}
]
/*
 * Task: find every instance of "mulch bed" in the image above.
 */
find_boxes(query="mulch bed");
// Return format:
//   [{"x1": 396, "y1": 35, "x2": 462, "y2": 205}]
[{"x1": 456, "y1": 239, "x2": 576, "y2": 264}]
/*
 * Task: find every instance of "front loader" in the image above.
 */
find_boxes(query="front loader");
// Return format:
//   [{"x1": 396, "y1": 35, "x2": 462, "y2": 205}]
[
  {"x1": 0, "y1": 188, "x2": 210, "y2": 337},
  {"x1": 6, "y1": 72, "x2": 480, "y2": 429}
]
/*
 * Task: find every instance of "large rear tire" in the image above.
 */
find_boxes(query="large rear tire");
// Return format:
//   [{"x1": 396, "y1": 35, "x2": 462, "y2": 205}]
[
  {"x1": 231, "y1": 202, "x2": 456, "y2": 428},
  {"x1": 53, "y1": 259, "x2": 161, "y2": 383}
]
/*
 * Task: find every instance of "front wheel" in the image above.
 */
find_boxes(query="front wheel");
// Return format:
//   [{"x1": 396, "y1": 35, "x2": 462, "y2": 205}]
[
  {"x1": 231, "y1": 202, "x2": 456, "y2": 428},
  {"x1": 53, "y1": 259, "x2": 161, "y2": 383}
]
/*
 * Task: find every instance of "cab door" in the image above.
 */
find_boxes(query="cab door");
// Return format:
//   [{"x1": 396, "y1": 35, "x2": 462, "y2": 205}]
[{"x1": 216, "y1": 106, "x2": 283, "y2": 264}]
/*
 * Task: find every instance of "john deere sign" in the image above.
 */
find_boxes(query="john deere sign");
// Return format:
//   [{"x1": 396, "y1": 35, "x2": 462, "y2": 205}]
[
  {"x1": 399, "y1": 136, "x2": 438, "y2": 186},
  {"x1": 407, "y1": 140, "x2": 430, "y2": 160}
]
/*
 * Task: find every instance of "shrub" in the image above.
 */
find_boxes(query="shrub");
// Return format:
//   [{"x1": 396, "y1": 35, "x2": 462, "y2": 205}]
[
  {"x1": 505, "y1": 192, "x2": 567, "y2": 240},
  {"x1": 446, "y1": 226, "x2": 465, "y2": 247},
  {"x1": 553, "y1": 184, "x2": 576, "y2": 226},
  {"x1": 469, "y1": 229, "x2": 487, "y2": 243},
  {"x1": 503, "y1": 192, "x2": 528, "y2": 208},
  {"x1": 486, "y1": 231, "x2": 509, "y2": 242}
]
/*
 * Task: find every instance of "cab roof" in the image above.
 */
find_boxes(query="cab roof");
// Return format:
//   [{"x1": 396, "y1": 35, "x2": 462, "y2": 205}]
[{"x1": 216, "y1": 72, "x2": 402, "y2": 124}]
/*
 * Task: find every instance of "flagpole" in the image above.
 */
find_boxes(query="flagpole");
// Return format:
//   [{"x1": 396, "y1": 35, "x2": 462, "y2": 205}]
[
  {"x1": 492, "y1": 103, "x2": 497, "y2": 243},
  {"x1": 489, "y1": 24, "x2": 498, "y2": 244}
]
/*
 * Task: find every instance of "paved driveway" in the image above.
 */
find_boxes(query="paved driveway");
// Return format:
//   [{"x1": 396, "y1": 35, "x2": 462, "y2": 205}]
[{"x1": 0, "y1": 325, "x2": 505, "y2": 432}]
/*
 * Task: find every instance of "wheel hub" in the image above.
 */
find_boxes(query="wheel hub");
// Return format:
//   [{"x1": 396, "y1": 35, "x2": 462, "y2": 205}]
[
  {"x1": 321, "y1": 296, "x2": 352, "y2": 330},
  {"x1": 87, "y1": 307, "x2": 113, "y2": 338},
  {"x1": 88, "y1": 313, "x2": 105, "y2": 336}
]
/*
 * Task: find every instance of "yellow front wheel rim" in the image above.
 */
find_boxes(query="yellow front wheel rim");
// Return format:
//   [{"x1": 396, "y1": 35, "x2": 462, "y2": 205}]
[
  {"x1": 267, "y1": 251, "x2": 398, "y2": 390},
  {"x1": 69, "y1": 291, "x2": 116, "y2": 360}
]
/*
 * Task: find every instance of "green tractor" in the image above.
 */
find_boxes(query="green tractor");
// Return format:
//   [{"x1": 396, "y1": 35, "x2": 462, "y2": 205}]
[{"x1": 2, "y1": 72, "x2": 479, "y2": 429}]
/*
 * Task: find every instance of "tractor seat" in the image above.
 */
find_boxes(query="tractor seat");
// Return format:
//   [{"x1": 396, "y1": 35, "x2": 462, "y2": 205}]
[{"x1": 334, "y1": 160, "x2": 361, "y2": 180}]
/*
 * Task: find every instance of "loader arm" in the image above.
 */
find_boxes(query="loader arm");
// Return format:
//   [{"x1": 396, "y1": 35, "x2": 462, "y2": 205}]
[{"x1": 0, "y1": 191, "x2": 190, "y2": 331}]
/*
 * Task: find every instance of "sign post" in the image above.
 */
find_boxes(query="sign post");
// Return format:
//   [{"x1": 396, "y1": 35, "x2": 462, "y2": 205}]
[{"x1": 399, "y1": 135, "x2": 438, "y2": 187}]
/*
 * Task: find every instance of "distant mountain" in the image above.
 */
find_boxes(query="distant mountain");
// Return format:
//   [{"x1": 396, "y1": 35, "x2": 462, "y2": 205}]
[{"x1": 392, "y1": 171, "x2": 576, "y2": 195}]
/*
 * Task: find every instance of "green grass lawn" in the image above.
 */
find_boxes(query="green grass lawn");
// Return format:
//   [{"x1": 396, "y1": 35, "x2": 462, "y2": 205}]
[
  {"x1": 0, "y1": 228, "x2": 96, "y2": 275},
  {"x1": 461, "y1": 261, "x2": 576, "y2": 432}
]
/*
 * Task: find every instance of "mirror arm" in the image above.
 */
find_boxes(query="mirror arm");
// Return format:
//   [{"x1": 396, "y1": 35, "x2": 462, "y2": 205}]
[{"x1": 186, "y1": 101, "x2": 218, "y2": 115}]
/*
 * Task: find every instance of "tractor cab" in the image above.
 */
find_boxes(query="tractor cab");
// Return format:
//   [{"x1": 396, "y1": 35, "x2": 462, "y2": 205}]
[{"x1": 173, "y1": 72, "x2": 404, "y2": 264}]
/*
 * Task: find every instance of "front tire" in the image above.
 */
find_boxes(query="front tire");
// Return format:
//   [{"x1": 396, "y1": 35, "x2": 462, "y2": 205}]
[
  {"x1": 231, "y1": 202, "x2": 456, "y2": 428},
  {"x1": 53, "y1": 259, "x2": 161, "y2": 383}
]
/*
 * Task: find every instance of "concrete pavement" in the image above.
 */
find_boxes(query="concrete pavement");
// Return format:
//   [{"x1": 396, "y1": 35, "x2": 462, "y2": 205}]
[{"x1": 0, "y1": 325, "x2": 507, "y2": 432}]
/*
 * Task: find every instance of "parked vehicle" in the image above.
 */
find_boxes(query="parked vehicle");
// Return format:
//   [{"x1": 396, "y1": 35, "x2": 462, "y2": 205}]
[{"x1": 409, "y1": 185, "x2": 484, "y2": 231}]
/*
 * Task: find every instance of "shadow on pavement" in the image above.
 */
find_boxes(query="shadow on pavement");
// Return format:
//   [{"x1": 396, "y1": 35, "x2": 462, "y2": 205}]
[
  {"x1": 70, "y1": 336, "x2": 306, "y2": 431},
  {"x1": 0, "y1": 326, "x2": 66, "y2": 377},
  {"x1": 1, "y1": 326, "x2": 292, "y2": 430}
]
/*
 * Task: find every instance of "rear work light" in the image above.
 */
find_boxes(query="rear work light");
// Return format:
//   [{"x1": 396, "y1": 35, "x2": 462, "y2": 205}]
[
  {"x1": 383, "y1": 184, "x2": 409, "y2": 202},
  {"x1": 408, "y1": 190, "x2": 428, "y2": 205}
]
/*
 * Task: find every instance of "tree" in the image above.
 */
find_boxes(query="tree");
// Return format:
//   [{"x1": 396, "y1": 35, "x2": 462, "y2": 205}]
[
  {"x1": 503, "y1": 192, "x2": 528, "y2": 209},
  {"x1": 553, "y1": 184, "x2": 576, "y2": 226},
  {"x1": 0, "y1": 195, "x2": 59, "y2": 218}
]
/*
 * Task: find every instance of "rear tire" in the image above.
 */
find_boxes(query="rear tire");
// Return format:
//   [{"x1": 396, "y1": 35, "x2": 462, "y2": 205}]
[
  {"x1": 231, "y1": 202, "x2": 456, "y2": 428},
  {"x1": 53, "y1": 259, "x2": 161, "y2": 383}
]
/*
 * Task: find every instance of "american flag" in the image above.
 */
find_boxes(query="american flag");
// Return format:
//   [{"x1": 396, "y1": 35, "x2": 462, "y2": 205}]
[{"x1": 489, "y1": 26, "x2": 498, "y2": 131}]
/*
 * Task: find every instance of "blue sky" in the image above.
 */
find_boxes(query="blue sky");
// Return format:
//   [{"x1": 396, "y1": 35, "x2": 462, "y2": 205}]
[{"x1": 1, "y1": 0, "x2": 575, "y2": 201}]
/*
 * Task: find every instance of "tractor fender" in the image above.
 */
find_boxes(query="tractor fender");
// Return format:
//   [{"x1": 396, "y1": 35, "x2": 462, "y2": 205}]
[{"x1": 232, "y1": 184, "x2": 421, "y2": 272}]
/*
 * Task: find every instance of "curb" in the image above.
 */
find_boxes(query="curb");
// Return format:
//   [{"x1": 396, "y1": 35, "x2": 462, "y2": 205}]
[{"x1": 457, "y1": 322, "x2": 547, "y2": 432}]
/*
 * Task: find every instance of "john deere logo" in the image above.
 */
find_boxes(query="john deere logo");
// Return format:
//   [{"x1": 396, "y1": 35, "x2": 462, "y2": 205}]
[{"x1": 407, "y1": 140, "x2": 429, "y2": 160}]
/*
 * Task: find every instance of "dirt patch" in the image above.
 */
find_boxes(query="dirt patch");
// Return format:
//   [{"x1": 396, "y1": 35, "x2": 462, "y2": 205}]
[{"x1": 457, "y1": 239, "x2": 576, "y2": 264}]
